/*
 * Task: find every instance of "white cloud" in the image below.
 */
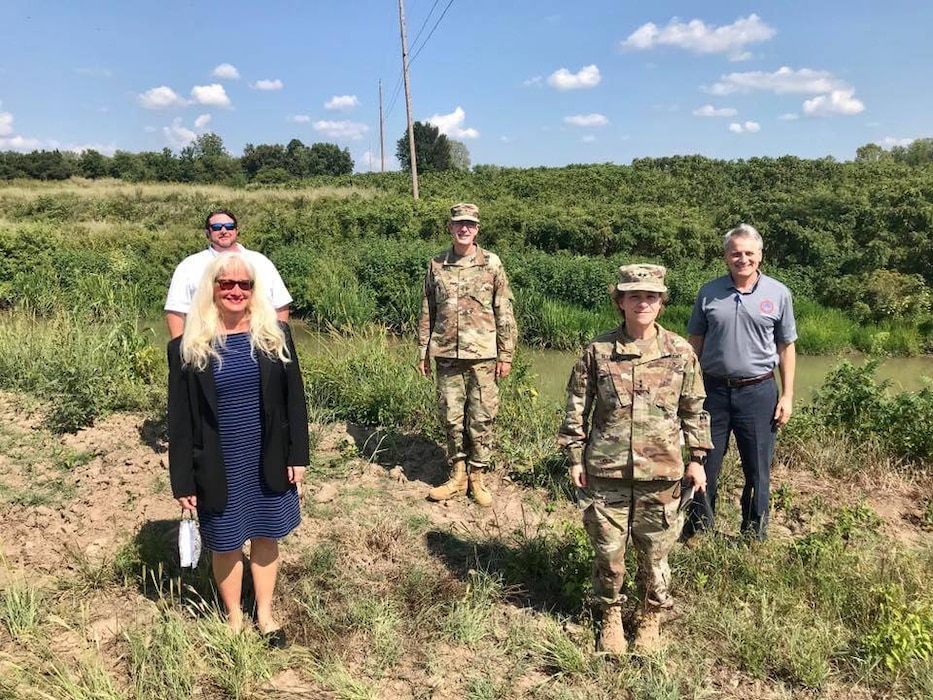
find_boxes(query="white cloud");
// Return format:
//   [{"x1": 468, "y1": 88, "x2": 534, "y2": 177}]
[
  {"x1": 427, "y1": 107, "x2": 479, "y2": 139},
  {"x1": 313, "y1": 120, "x2": 369, "y2": 140},
  {"x1": 138, "y1": 86, "x2": 187, "y2": 109},
  {"x1": 194, "y1": 113, "x2": 212, "y2": 129},
  {"x1": 325, "y1": 95, "x2": 359, "y2": 111},
  {"x1": 802, "y1": 89, "x2": 865, "y2": 116},
  {"x1": 164, "y1": 117, "x2": 197, "y2": 148},
  {"x1": 706, "y1": 67, "x2": 844, "y2": 96},
  {"x1": 728, "y1": 121, "x2": 760, "y2": 134},
  {"x1": 357, "y1": 149, "x2": 397, "y2": 172},
  {"x1": 288, "y1": 114, "x2": 311, "y2": 123},
  {"x1": 0, "y1": 135, "x2": 43, "y2": 150},
  {"x1": 778, "y1": 113, "x2": 799, "y2": 121},
  {"x1": 621, "y1": 14, "x2": 775, "y2": 60},
  {"x1": 191, "y1": 84, "x2": 231, "y2": 107},
  {"x1": 547, "y1": 65, "x2": 601, "y2": 91},
  {"x1": 212, "y1": 63, "x2": 240, "y2": 80},
  {"x1": 582, "y1": 134, "x2": 597, "y2": 143},
  {"x1": 693, "y1": 104, "x2": 738, "y2": 117},
  {"x1": 883, "y1": 137, "x2": 914, "y2": 147},
  {"x1": 564, "y1": 113, "x2": 609, "y2": 127},
  {"x1": 0, "y1": 112, "x2": 12, "y2": 136},
  {"x1": 68, "y1": 142, "x2": 117, "y2": 156},
  {"x1": 500, "y1": 135, "x2": 512, "y2": 143},
  {"x1": 251, "y1": 79, "x2": 283, "y2": 91},
  {"x1": 523, "y1": 75, "x2": 543, "y2": 87}
]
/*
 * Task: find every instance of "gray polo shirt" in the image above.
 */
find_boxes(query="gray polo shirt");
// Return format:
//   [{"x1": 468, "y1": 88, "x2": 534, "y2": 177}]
[{"x1": 687, "y1": 272, "x2": 797, "y2": 378}]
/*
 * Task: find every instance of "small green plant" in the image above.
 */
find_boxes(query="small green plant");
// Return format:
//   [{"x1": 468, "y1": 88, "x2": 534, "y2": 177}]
[
  {"x1": 863, "y1": 584, "x2": 933, "y2": 674},
  {"x1": 0, "y1": 579, "x2": 43, "y2": 640},
  {"x1": 125, "y1": 612, "x2": 196, "y2": 700}
]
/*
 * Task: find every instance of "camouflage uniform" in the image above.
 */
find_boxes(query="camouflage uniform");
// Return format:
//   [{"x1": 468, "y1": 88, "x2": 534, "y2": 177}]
[
  {"x1": 418, "y1": 244, "x2": 517, "y2": 471},
  {"x1": 558, "y1": 323, "x2": 712, "y2": 609}
]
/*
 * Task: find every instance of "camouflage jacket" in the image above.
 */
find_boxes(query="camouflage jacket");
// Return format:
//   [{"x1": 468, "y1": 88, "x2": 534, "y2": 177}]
[
  {"x1": 558, "y1": 323, "x2": 713, "y2": 481},
  {"x1": 418, "y1": 246, "x2": 517, "y2": 362}
]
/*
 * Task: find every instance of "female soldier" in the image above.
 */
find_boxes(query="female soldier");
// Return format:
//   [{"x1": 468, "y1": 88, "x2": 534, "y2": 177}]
[{"x1": 558, "y1": 264, "x2": 712, "y2": 655}]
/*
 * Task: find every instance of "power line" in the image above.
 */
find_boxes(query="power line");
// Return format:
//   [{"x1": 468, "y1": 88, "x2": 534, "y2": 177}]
[
  {"x1": 385, "y1": 0, "x2": 456, "y2": 123},
  {"x1": 409, "y1": 0, "x2": 442, "y2": 50},
  {"x1": 409, "y1": 0, "x2": 456, "y2": 65}
]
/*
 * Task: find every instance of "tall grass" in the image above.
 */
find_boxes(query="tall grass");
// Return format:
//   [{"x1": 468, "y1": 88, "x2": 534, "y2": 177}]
[{"x1": 0, "y1": 308, "x2": 163, "y2": 432}]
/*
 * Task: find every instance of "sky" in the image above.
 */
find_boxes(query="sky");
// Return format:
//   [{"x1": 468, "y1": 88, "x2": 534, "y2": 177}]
[{"x1": 1, "y1": 1, "x2": 931, "y2": 171}]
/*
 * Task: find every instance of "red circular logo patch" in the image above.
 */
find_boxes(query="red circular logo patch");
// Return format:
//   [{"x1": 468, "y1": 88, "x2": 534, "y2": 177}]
[{"x1": 759, "y1": 299, "x2": 775, "y2": 314}]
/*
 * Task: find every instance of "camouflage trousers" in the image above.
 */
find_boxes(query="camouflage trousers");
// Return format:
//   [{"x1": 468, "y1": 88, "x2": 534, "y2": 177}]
[
  {"x1": 435, "y1": 358, "x2": 499, "y2": 471},
  {"x1": 580, "y1": 477, "x2": 682, "y2": 610}
]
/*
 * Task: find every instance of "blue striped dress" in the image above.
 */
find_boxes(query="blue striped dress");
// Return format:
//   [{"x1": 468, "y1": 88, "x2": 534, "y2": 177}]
[{"x1": 198, "y1": 333, "x2": 301, "y2": 553}]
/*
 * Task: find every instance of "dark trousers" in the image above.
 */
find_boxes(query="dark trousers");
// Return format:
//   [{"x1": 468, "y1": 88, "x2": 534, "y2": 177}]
[{"x1": 686, "y1": 376, "x2": 778, "y2": 539}]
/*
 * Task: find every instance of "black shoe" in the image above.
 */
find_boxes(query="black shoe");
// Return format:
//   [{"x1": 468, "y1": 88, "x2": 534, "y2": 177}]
[{"x1": 262, "y1": 628, "x2": 287, "y2": 649}]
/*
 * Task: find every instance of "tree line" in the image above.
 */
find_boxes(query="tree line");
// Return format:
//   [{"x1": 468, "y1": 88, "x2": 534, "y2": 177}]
[
  {"x1": 0, "y1": 133, "x2": 354, "y2": 184},
  {"x1": 0, "y1": 120, "x2": 477, "y2": 184}
]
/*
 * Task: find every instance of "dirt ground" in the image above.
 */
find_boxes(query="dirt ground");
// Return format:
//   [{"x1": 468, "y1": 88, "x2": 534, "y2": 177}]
[{"x1": 0, "y1": 391, "x2": 929, "y2": 698}]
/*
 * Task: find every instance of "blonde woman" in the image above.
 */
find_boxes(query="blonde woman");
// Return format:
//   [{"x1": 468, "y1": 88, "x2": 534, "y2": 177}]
[{"x1": 168, "y1": 253, "x2": 308, "y2": 646}]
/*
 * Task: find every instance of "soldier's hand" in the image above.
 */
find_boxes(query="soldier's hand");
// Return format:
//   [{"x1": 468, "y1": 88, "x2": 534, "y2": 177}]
[
  {"x1": 496, "y1": 361, "x2": 512, "y2": 380},
  {"x1": 570, "y1": 464, "x2": 587, "y2": 488},
  {"x1": 419, "y1": 358, "x2": 432, "y2": 377},
  {"x1": 685, "y1": 462, "x2": 707, "y2": 493}
]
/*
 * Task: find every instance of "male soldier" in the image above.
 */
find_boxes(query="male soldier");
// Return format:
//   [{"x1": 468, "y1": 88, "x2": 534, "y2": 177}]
[
  {"x1": 165, "y1": 208, "x2": 291, "y2": 339},
  {"x1": 684, "y1": 223, "x2": 797, "y2": 541},
  {"x1": 418, "y1": 203, "x2": 517, "y2": 507}
]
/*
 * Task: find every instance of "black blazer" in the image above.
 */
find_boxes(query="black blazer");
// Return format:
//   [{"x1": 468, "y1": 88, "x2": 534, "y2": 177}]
[{"x1": 167, "y1": 323, "x2": 309, "y2": 513}]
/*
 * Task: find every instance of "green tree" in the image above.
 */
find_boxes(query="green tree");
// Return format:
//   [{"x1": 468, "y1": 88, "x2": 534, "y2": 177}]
[
  {"x1": 396, "y1": 121, "x2": 451, "y2": 173},
  {"x1": 308, "y1": 142, "x2": 353, "y2": 176},
  {"x1": 449, "y1": 140, "x2": 471, "y2": 171},
  {"x1": 179, "y1": 133, "x2": 240, "y2": 184},
  {"x1": 242, "y1": 143, "x2": 287, "y2": 180},
  {"x1": 78, "y1": 149, "x2": 109, "y2": 178},
  {"x1": 855, "y1": 143, "x2": 889, "y2": 163}
]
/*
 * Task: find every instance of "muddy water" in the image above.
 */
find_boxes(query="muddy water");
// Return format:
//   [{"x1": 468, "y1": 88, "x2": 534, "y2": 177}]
[
  {"x1": 281, "y1": 323, "x2": 933, "y2": 406},
  {"x1": 524, "y1": 348, "x2": 933, "y2": 406}
]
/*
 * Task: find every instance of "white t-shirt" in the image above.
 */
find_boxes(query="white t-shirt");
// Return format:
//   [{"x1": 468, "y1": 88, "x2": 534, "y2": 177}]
[{"x1": 164, "y1": 245, "x2": 293, "y2": 314}]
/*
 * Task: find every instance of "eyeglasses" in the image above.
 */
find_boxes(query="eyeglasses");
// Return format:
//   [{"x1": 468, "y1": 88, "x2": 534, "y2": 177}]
[
  {"x1": 215, "y1": 278, "x2": 254, "y2": 291},
  {"x1": 209, "y1": 222, "x2": 237, "y2": 232},
  {"x1": 452, "y1": 221, "x2": 478, "y2": 229}
]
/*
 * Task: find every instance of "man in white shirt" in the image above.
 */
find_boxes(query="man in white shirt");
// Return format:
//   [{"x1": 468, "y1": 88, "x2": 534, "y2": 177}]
[{"x1": 165, "y1": 208, "x2": 292, "y2": 339}]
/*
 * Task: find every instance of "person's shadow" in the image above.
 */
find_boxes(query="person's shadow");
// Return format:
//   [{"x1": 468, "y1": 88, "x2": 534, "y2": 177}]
[
  {"x1": 345, "y1": 423, "x2": 448, "y2": 487},
  {"x1": 124, "y1": 519, "x2": 218, "y2": 613},
  {"x1": 424, "y1": 526, "x2": 592, "y2": 616}
]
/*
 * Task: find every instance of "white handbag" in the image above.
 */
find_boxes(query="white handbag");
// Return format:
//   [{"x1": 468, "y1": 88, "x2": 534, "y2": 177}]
[{"x1": 178, "y1": 510, "x2": 202, "y2": 568}]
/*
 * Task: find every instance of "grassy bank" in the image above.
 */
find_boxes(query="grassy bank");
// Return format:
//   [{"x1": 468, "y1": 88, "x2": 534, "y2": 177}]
[
  {"x1": 1, "y1": 180, "x2": 931, "y2": 354},
  {"x1": 0, "y1": 304, "x2": 931, "y2": 697}
]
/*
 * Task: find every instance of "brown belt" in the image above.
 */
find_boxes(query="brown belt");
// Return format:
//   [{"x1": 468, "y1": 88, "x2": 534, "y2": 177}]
[{"x1": 707, "y1": 370, "x2": 774, "y2": 388}]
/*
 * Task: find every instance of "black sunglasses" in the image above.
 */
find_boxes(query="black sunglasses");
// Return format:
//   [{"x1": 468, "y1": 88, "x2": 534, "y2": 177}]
[
  {"x1": 215, "y1": 278, "x2": 254, "y2": 291},
  {"x1": 209, "y1": 222, "x2": 237, "y2": 231}
]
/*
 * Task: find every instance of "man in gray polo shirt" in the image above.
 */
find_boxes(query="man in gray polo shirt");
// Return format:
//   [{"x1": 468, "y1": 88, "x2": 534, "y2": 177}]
[{"x1": 684, "y1": 223, "x2": 797, "y2": 541}]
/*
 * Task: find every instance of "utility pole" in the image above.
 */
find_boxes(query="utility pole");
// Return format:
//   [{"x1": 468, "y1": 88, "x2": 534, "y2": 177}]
[
  {"x1": 378, "y1": 80, "x2": 385, "y2": 173},
  {"x1": 398, "y1": 0, "x2": 419, "y2": 199}
]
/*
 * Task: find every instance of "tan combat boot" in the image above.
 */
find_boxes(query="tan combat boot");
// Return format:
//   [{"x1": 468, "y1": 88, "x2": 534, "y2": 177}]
[
  {"x1": 468, "y1": 470, "x2": 493, "y2": 507},
  {"x1": 427, "y1": 460, "x2": 467, "y2": 501},
  {"x1": 596, "y1": 606, "x2": 627, "y2": 655},
  {"x1": 633, "y1": 609, "x2": 664, "y2": 654}
]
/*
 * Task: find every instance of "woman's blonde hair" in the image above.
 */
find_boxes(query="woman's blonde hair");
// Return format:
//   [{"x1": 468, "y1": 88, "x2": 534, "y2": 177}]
[{"x1": 180, "y1": 253, "x2": 291, "y2": 371}]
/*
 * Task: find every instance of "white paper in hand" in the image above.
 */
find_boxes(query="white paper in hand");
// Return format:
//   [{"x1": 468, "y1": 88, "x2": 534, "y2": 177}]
[{"x1": 178, "y1": 517, "x2": 202, "y2": 568}]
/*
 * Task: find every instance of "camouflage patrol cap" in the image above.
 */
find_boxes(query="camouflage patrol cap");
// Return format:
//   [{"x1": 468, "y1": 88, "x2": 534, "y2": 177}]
[
  {"x1": 614, "y1": 264, "x2": 668, "y2": 294},
  {"x1": 450, "y1": 202, "x2": 480, "y2": 222}
]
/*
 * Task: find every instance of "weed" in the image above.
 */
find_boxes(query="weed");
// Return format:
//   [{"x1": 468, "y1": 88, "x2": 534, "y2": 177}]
[
  {"x1": 124, "y1": 612, "x2": 196, "y2": 700},
  {"x1": 0, "y1": 579, "x2": 43, "y2": 640},
  {"x1": 863, "y1": 584, "x2": 933, "y2": 674},
  {"x1": 197, "y1": 616, "x2": 274, "y2": 699}
]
